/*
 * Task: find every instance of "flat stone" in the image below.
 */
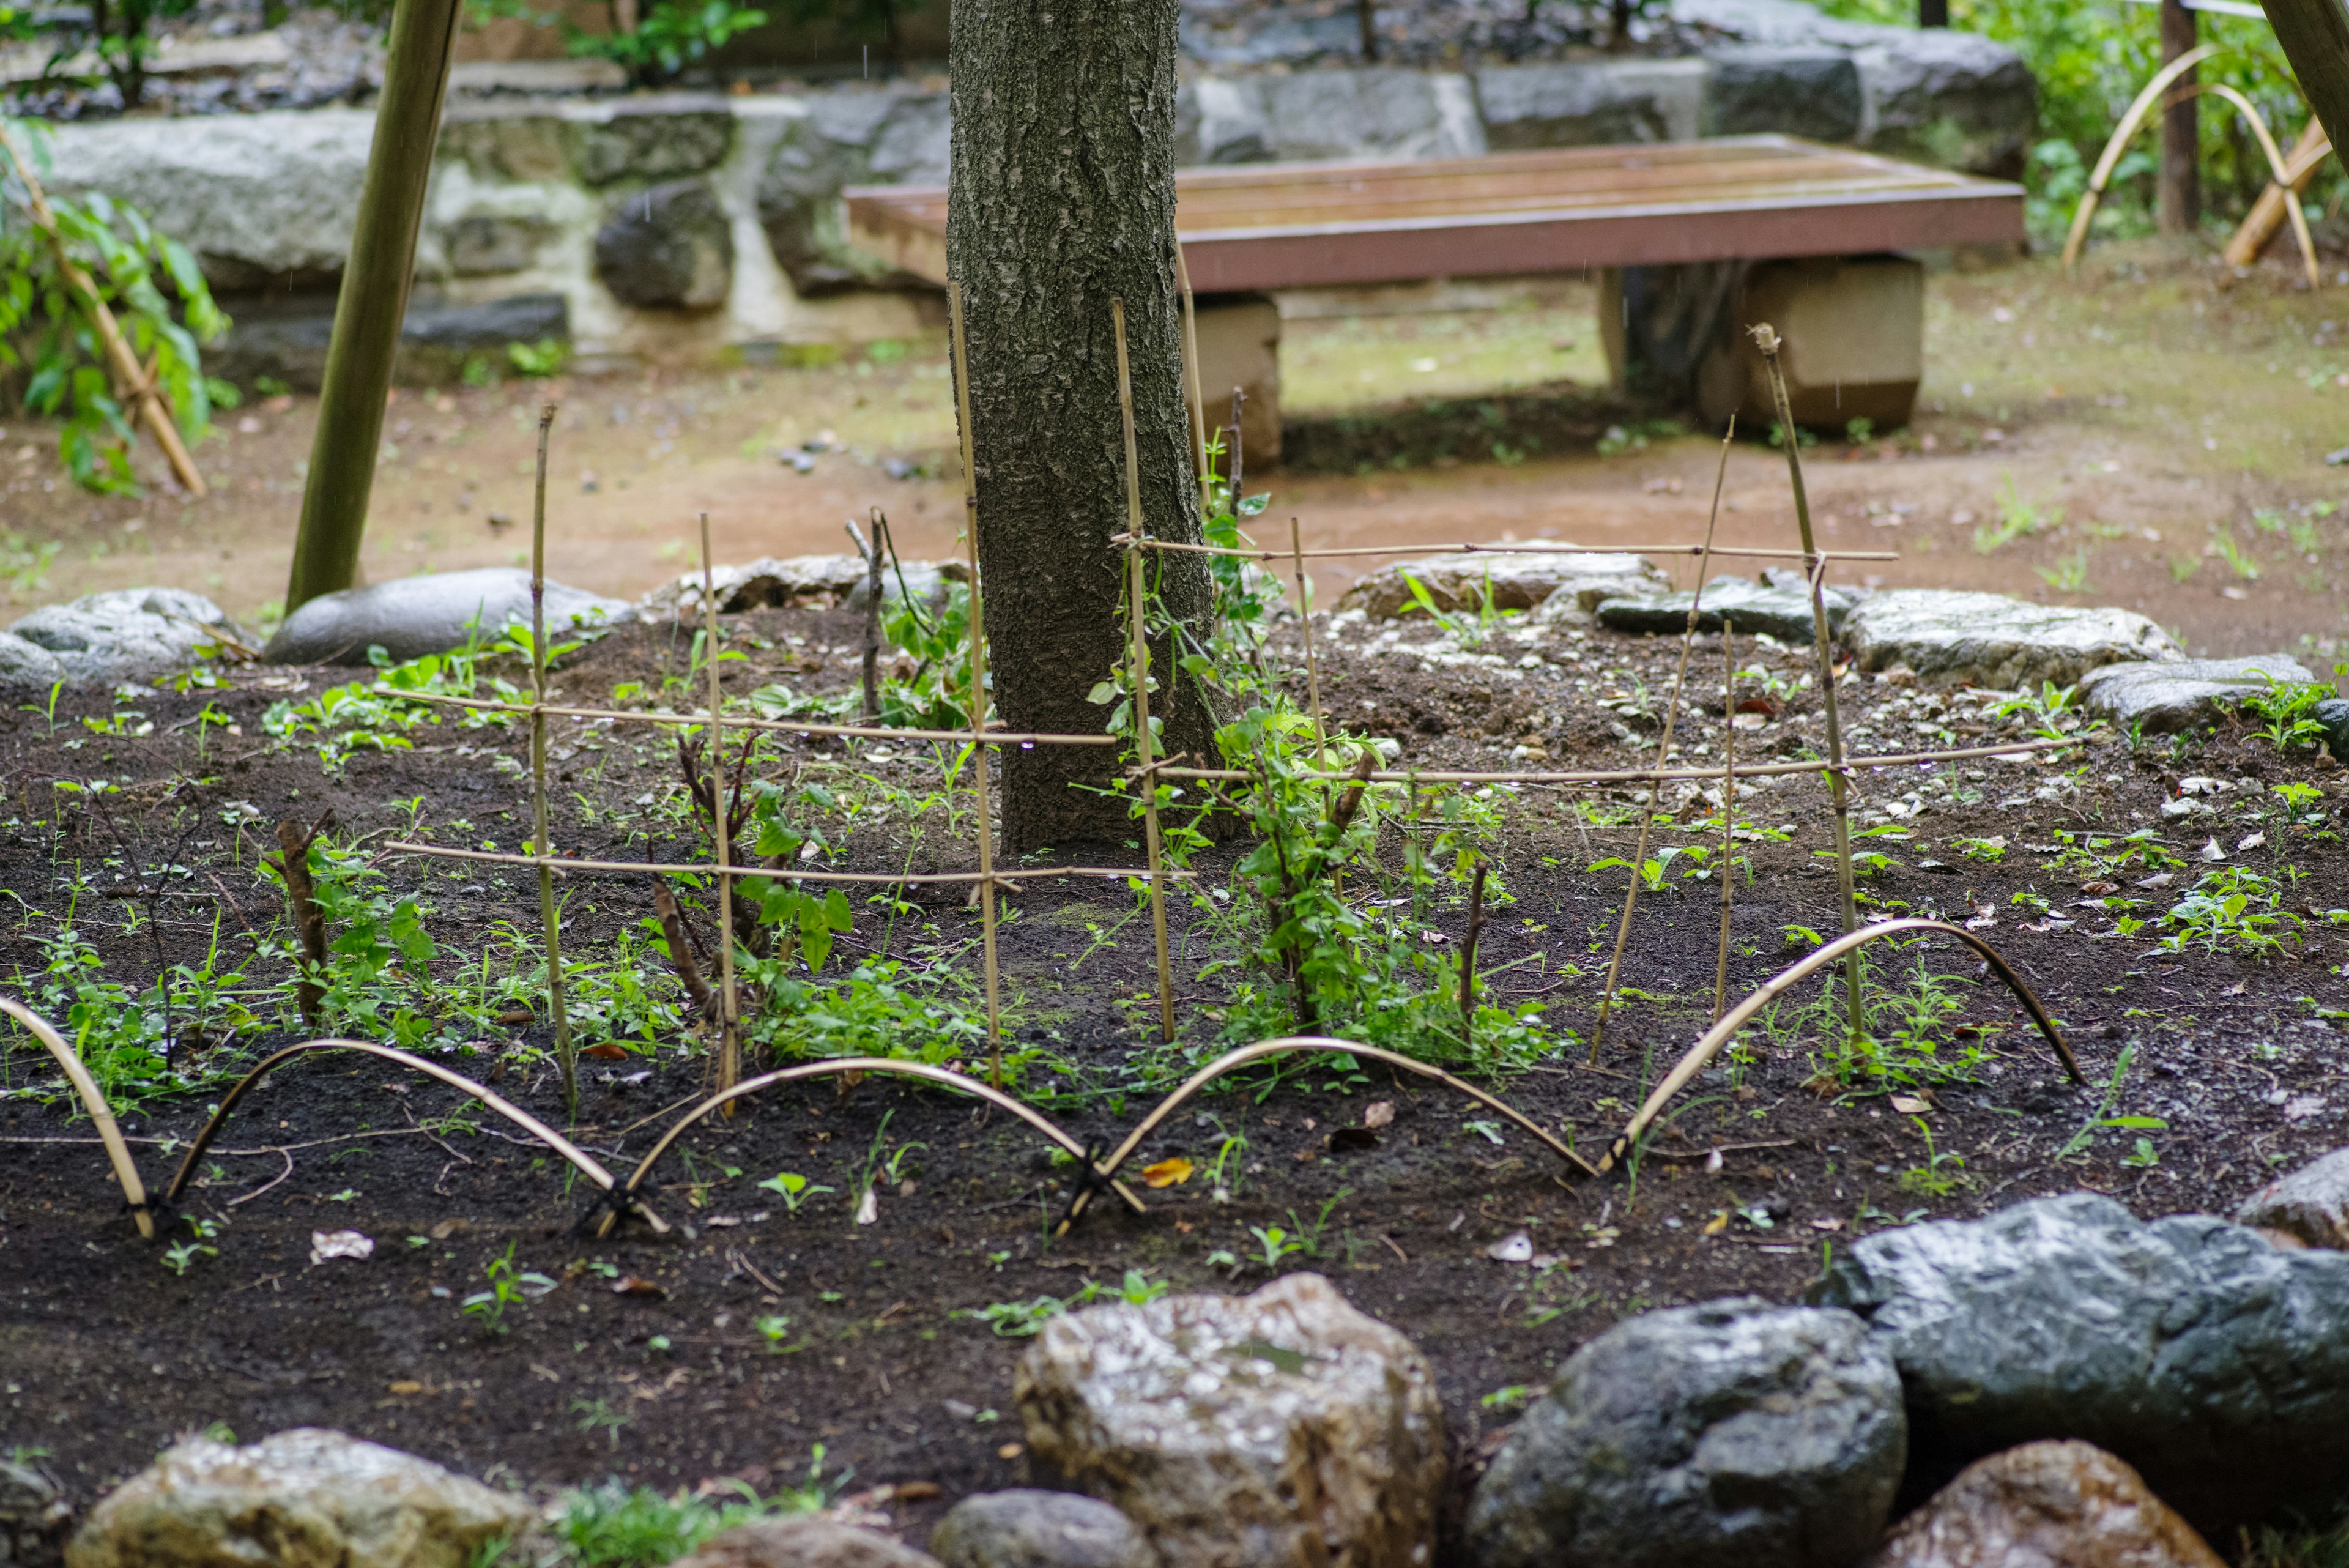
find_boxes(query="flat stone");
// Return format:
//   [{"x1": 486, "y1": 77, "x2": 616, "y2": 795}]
[
  {"x1": 595, "y1": 179, "x2": 733, "y2": 311},
  {"x1": 1, "y1": 1455, "x2": 72, "y2": 1568},
  {"x1": 262, "y1": 568, "x2": 632, "y2": 666},
  {"x1": 1015, "y1": 1273, "x2": 1445, "y2": 1568},
  {"x1": 1341, "y1": 551, "x2": 1665, "y2": 621},
  {"x1": 1467, "y1": 1296, "x2": 1904, "y2": 1568},
  {"x1": 1861, "y1": 1441, "x2": 2223, "y2": 1568},
  {"x1": 1843, "y1": 590, "x2": 2180, "y2": 690},
  {"x1": 2076, "y1": 654, "x2": 2314, "y2": 734},
  {"x1": 669, "y1": 1519, "x2": 938, "y2": 1568},
  {"x1": 929, "y1": 1492, "x2": 1151, "y2": 1568},
  {"x1": 65, "y1": 1428, "x2": 533, "y2": 1568},
  {"x1": 638, "y1": 554, "x2": 964, "y2": 619},
  {"x1": 0, "y1": 632, "x2": 67, "y2": 699},
  {"x1": 2235, "y1": 1146, "x2": 2349, "y2": 1252},
  {"x1": 1475, "y1": 61, "x2": 1705, "y2": 149},
  {"x1": 1596, "y1": 573, "x2": 1855, "y2": 644},
  {"x1": 446, "y1": 58, "x2": 627, "y2": 94},
  {"x1": 1701, "y1": 46, "x2": 1863, "y2": 142},
  {"x1": 10, "y1": 589, "x2": 243, "y2": 687},
  {"x1": 1811, "y1": 1192, "x2": 2349, "y2": 1540}
]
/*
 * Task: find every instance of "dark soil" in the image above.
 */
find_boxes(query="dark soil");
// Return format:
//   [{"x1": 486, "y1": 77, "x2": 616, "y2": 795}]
[{"x1": 3, "y1": 601, "x2": 2345, "y2": 1557}]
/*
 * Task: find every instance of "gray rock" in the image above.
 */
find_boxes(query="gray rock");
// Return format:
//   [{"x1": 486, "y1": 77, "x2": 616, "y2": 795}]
[
  {"x1": 10, "y1": 589, "x2": 242, "y2": 687},
  {"x1": 595, "y1": 180, "x2": 733, "y2": 311},
  {"x1": 638, "y1": 554, "x2": 963, "y2": 620},
  {"x1": 1341, "y1": 551, "x2": 1664, "y2": 622},
  {"x1": 1475, "y1": 61, "x2": 1705, "y2": 149},
  {"x1": 1466, "y1": 1297, "x2": 1904, "y2": 1568},
  {"x1": 1174, "y1": 77, "x2": 1274, "y2": 166},
  {"x1": 215, "y1": 294, "x2": 568, "y2": 391},
  {"x1": 1844, "y1": 590, "x2": 2180, "y2": 690},
  {"x1": 662, "y1": 1518, "x2": 938, "y2": 1568},
  {"x1": 570, "y1": 105, "x2": 734, "y2": 186},
  {"x1": 1701, "y1": 46, "x2": 1863, "y2": 143},
  {"x1": 2235, "y1": 1147, "x2": 2349, "y2": 1252},
  {"x1": 443, "y1": 215, "x2": 553, "y2": 277},
  {"x1": 1597, "y1": 573, "x2": 1855, "y2": 644},
  {"x1": 1859, "y1": 1441, "x2": 2225, "y2": 1568},
  {"x1": 1, "y1": 1457, "x2": 71, "y2": 1568},
  {"x1": 1015, "y1": 1273, "x2": 1445, "y2": 1568},
  {"x1": 1257, "y1": 69, "x2": 1486, "y2": 162},
  {"x1": 2314, "y1": 696, "x2": 2349, "y2": 760},
  {"x1": 2076, "y1": 654, "x2": 2313, "y2": 734},
  {"x1": 1860, "y1": 29, "x2": 2038, "y2": 179},
  {"x1": 436, "y1": 110, "x2": 571, "y2": 183},
  {"x1": 1527, "y1": 554, "x2": 1680, "y2": 626},
  {"x1": 262, "y1": 568, "x2": 632, "y2": 666},
  {"x1": 0, "y1": 633, "x2": 68, "y2": 699},
  {"x1": 758, "y1": 91, "x2": 949, "y2": 295},
  {"x1": 401, "y1": 293, "x2": 569, "y2": 351},
  {"x1": 1179, "y1": 9, "x2": 1364, "y2": 67},
  {"x1": 1812, "y1": 1192, "x2": 2349, "y2": 1539},
  {"x1": 65, "y1": 1428, "x2": 533, "y2": 1568},
  {"x1": 929, "y1": 1492, "x2": 1151, "y2": 1568}
]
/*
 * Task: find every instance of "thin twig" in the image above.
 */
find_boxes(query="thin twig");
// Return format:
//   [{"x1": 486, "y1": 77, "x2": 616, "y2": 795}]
[
  {"x1": 1715, "y1": 619, "x2": 1738, "y2": 1022},
  {"x1": 947, "y1": 281, "x2": 1003, "y2": 1084},
  {"x1": 699, "y1": 510, "x2": 742, "y2": 1105},
  {"x1": 651, "y1": 877, "x2": 718, "y2": 1020},
  {"x1": 529, "y1": 401, "x2": 576, "y2": 1117}
]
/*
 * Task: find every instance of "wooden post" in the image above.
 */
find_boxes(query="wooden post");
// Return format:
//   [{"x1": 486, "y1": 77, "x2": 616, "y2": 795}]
[
  {"x1": 1115, "y1": 299, "x2": 1178, "y2": 1046},
  {"x1": 284, "y1": 0, "x2": 464, "y2": 612},
  {"x1": 947, "y1": 282, "x2": 1004, "y2": 1082},
  {"x1": 2161, "y1": 0, "x2": 2202, "y2": 234},
  {"x1": 1918, "y1": 0, "x2": 1948, "y2": 23},
  {"x1": 2263, "y1": 0, "x2": 2349, "y2": 162},
  {"x1": 529, "y1": 403, "x2": 576, "y2": 1116},
  {"x1": 700, "y1": 512, "x2": 741, "y2": 1105}
]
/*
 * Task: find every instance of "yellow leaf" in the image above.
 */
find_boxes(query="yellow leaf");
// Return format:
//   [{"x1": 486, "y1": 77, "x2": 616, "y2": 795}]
[
  {"x1": 1702, "y1": 1211, "x2": 1729, "y2": 1237},
  {"x1": 1143, "y1": 1157, "x2": 1194, "y2": 1189}
]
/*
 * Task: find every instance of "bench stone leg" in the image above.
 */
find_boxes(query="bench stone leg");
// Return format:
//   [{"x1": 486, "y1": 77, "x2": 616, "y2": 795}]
[
  {"x1": 1602, "y1": 254, "x2": 1924, "y2": 433},
  {"x1": 1193, "y1": 292, "x2": 1282, "y2": 470}
]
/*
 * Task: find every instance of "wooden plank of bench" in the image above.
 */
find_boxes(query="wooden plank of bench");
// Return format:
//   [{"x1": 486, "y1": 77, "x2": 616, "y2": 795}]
[{"x1": 844, "y1": 135, "x2": 2024, "y2": 294}]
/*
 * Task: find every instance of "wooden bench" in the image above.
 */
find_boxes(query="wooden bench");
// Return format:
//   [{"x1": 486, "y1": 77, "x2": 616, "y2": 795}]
[{"x1": 847, "y1": 136, "x2": 2025, "y2": 459}]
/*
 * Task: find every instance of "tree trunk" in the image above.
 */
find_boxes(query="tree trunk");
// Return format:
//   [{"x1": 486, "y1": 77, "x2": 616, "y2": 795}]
[
  {"x1": 1917, "y1": 0, "x2": 1948, "y2": 26},
  {"x1": 2159, "y1": 0, "x2": 2201, "y2": 234},
  {"x1": 2264, "y1": 0, "x2": 2349, "y2": 163},
  {"x1": 947, "y1": 0, "x2": 1219, "y2": 853}
]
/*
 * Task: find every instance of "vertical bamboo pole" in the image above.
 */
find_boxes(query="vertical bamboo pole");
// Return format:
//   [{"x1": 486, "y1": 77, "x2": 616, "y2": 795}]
[
  {"x1": 1752, "y1": 324, "x2": 1865, "y2": 1044},
  {"x1": 528, "y1": 403, "x2": 576, "y2": 1116},
  {"x1": 946, "y1": 282, "x2": 1004, "y2": 1082},
  {"x1": 1176, "y1": 247, "x2": 1211, "y2": 519},
  {"x1": 1290, "y1": 516, "x2": 1330, "y2": 767},
  {"x1": 1713, "y1": 619, "x2": 1737, "y2": 1022},
  {"x1": 1113, "y1": 298, "x2": 1178, "y2": 1046},
  {"x1": 699, "y1": 511, "x2": 741, "y2": 1105},
  {"x1": 1590, "y1": 419, "x2": 1733, "y2": 1061}
]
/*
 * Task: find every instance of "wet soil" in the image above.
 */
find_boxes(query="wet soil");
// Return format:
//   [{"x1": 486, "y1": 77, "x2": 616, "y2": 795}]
[{"x1": 2, "y1": 599, "x2": 2346, "y2": 1554}]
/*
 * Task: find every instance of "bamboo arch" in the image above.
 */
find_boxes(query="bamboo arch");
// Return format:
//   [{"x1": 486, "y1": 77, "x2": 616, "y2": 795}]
[{"x1": 1, "y1": 997, "x2": 154, "y2": 1238}]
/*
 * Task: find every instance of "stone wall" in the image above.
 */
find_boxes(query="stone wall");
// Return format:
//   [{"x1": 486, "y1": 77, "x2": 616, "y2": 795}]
[{"x1": 28, "y1": 0, "x2": 2030, "y2": 382}]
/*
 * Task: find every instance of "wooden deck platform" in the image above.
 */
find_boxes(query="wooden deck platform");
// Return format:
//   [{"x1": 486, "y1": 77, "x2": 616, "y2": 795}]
[{"x1": 844, "y1": 136, "x2": 2025, "y2": 293}]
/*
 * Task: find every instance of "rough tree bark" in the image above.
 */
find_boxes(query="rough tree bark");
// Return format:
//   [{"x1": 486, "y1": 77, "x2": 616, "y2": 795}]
[
  {"x1": 947, "y1": 0, "x2": 1219, "y2": 852},
  {"x1": 2263, "y1": 0, "x2": 2349, "y2": 158},
  {"x1": 2159, "y1": 0, "x2": 2201, "y2": 234}
]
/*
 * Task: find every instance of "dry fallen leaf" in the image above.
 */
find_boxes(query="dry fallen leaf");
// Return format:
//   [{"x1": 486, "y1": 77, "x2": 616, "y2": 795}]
[
  {"x1": 996, "y1": 1443, "x2": 1023, "y2": 1460},
  {"x1": 1141, "y1": 1157, "x2": 1194, "y2": 1189},
  {"x1": 310, "y1": 1230, "x2": 373, "y2": 1265},
  {"x1": 582, "y1": 1043, "x2": 630, "y2": 1060},
  {"x1": 855, "y1": 1187, "x2": 880, "y2": 1225},
  {"x1": 612, "y1": 1276, "x2": 668, "y2": 1298},
  {"x1": 1810, "y1": 1216, "x2": 1845, "y2": 1232},
  {"x1": 1889, "y1": 1094, "x2": 1931, "y2": 1115},
  {"x1": 387, "y1": 1380, "x2": 424, "y2": 1395},
  {"x1": 1702, "y1": 1211, "x2": 1730, "y2": 1236},
  {"x1": 1362, "y1": 1100, "x2": 1395, "y2": 1129},
  {"x1": 495, "y1": 1009, "x2": 534, "y2": 1026},
  {"x1": 1485, "y1": 1232, "x2": 1534, "y2": 1262},
  {"x1": 429, "y1": 1217, "x2": 468, "y2": 1241}
]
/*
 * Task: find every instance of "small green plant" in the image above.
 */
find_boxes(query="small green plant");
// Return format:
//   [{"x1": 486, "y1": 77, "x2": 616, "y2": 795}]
[
  {"x1": 465, "y1": 0, "x2": 767, "y2": 84},
  {"x1": 1844, "y1": 416, "x2": 1876, "y2": 445},
  {"x1": 460, "y1": 1244, "x2": 554, "y2": 1335},
  {"x1": 556, "y1": 1471, "x2": 832, "y2": 1568},
  {"x1": 2058, "y1": 1044, "x2": 2168, "y2": 1159},
  {"x1": 957, "y1": 1296, "x2": 1066, "y2": 1337},
  {"x1": 161, "y1": 1215, "x2": 220, "y2": 1276},
  {"x1": 2235, "y1": 675, "x2": 2332, "y2": 755},
  {"x1": 1481, "y1": 1384, "x2": 1532, "y2": 1412},
  {"x1": 1399, "y1": 569, "x2": 1501, "y2": 648},
  {"x1": 1975, "y1": 474, "x2": 2058, "y2": 552},
  {"x1": 2213, "y1": 530, "x2": 2261, "y2": 581},
  {"x1": 570, "y1": 1397, "x2": 631, "y2": 1451},
  {"x1": 507, "y1": 338, "x2": 568, "y2": 378},
  {"x1": 754, "y1": 1313, "x2": 796, "y2": 1353},
  {"x1": 1247, "y1": 1224, "x2": 1304, "y2": 1271},
  {"x1": 1894, "y1": 1117, "x2": 1968, "y2": 1197},
  {"x1": 755, "y1": 1171, "x2": 834, "y2": 1212},
  {"x1": 2035, "y1": 548, "x2": 2090, "y2": 593}
]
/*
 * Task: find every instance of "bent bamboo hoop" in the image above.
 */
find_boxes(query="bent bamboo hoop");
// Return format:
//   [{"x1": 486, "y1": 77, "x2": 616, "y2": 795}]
[
  {"x1": 1595, "y1": 917, "x2": 2084, "y2": 1175},
  {"x1": 2173, "y1": 83, "x2": 2323, "y2": 288},
  {"x1": 160, "y1": 1038, "x2": 667, "y2": 1232},
  {"x1": 1056, "y1": 1035, "x2": 1604, "y2": 1235},
  {"x1": 1, "y1": 997, "x2": 154, "y2": 1238},
  {"x1": 600, "y1": 1057, "x2": 1148, "y2": 1241},
  {"x1": 2062, "y1": 43, "x2": 2225, "y2": 271}
]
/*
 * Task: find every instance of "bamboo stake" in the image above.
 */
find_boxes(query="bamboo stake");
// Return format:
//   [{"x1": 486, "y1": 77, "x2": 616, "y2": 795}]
[
  {"x1": 528, "y1": 404, "x2": 576, "y2": 1116},
  {"x1": 0, "y1": 124, "x2": 207, "y2": 497},
  {"x1": 699, "y1": 511, "x2": 741, "y2": 1105},
  {"x1": 1590, "y1": 418, "x2": 1733, "y2": 1062},
  {"x1": 1113, "y1": 298, "x2": 1178, "y2": 1046},
  {"x1": 1457, "y1": 860, "x2": 1488, "y2": 1042},
  {"x1": 946, "y1": 281, "x2": 1004, "y2": 1083},
  {"x1": 1291, "y1": 516, "x2": 1330, "y2": 767},
  {"x1": 1714, "y1": 619, "x2": 1737, "y2": 1022},
  {"x1": 1752, "y1": 323, "x2": 1865, "y2": 1046},
  {"x1": 1176, "y1": 245, "x2": 1211, "y2": 519}
]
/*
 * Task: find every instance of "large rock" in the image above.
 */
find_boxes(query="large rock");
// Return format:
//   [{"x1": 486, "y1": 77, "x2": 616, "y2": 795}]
[
  {"x1": 1859, "y1": 29, "x2": 2039, "y2": 180},
  {"x1": 1340, "y1": 551, "x2": 1664, "y2": 621},
  {"x1": 595, "y1": 180, "x2": 733, "y2": 310},
  {"x1": 1475, "y1": 61, "x2": 1705, "y2": 149},
  {"x1": 2076, "y1": 654, "x2": 2314, "y2": 734},
  {"x1": 758, "y1": 91, "x2": 949, "y2": 295},
  {"x1": 929, "y1": 1492, "x2": 1151, "y2": 1568},
  {"x1": 569, "y1": 104, "x2": 734, "y2": 186},
  {"x1": 1466, "y1": 1297, "x2": 1904, "y2": 1568},
  {"x1": 262, "y1": 568, "x2": 632, "y2": 666},
  {"x1": 1860, "y1": 1441, "x2": 2223, "y2": 1568},
  {"x1": 65, "y1": 1429, "x2": 532, "y2": 1568},
  {"x1": 1178, "y1": 70, "x2": 1484, "y2": 165},
  {"x1": 1812, "y1": 1192, "x2": 2349, "y2": 1538},
  {"x1": 0, "y1": 633, "x2": 67, "y2": 699},
  {"x1": 2318, "y1": 696, "x2": 2349, "y2": 761},
  {"x1": 215, "y1": 292, "x2": 570, "y2": 391},
  {"x1": 669, "y1": 1519, "x2": 938, "y2": 1568},
  {"x1": 1, "y1": 1457, "x2": 71, "y2": 1568},
  {"x1": 637, "y1": 554, "x2": 964, "y2": 619},
  {"x1": 1843, "y1": 590, "x2": 2180, "y2": 690},
  {"x1": 1015, "y1": 1273, "x2": 1445, "y2": 1568},
  {"x1": 1597, "y1": 572, "x2": 1857, "y2": 644},
  {"x1": 1701, "y1": 46, "x2": 1863, "y2": 143},
  {"x1": 2235, "y1": 1146, "x2": 2349, "y2": 1252},
  {"x1": 10, "y1": 589, "x2": 243, "y2": 687}
]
